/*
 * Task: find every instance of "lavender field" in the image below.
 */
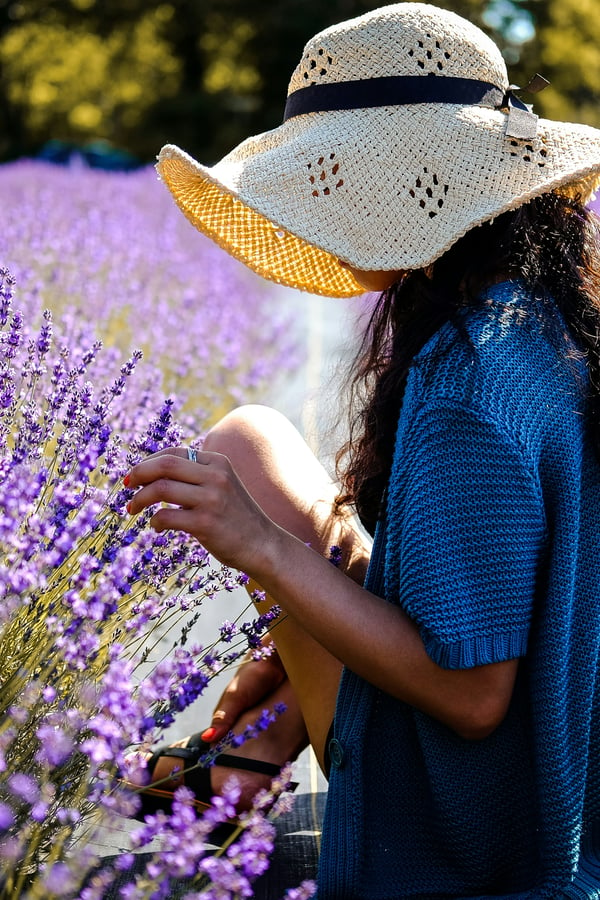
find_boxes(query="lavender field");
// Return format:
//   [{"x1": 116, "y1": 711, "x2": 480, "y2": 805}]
[
  {"x1": 0, "y1": 160, "x2": 318, "y2": 900},
  {"x1": 0, "y1": 160, "x2": 302, "y2": 427}
]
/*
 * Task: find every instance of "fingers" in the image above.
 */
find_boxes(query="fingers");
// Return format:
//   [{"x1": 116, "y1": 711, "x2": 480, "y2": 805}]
[
  {"x1": 125, "y1": 448, "x2": 228, "y2": 518},
  {"x1": 201, "y1": 671, "x2": 251, "y2": 743},
  {"x1": 144, "y1": 506, "x2": 199, "y2": 535},
  {"x1": 126, "y1": 447, "x2": 217, "y2": 489},
  {"x1": 128, "y1": 479, "x2": 200, "y2": 514},
  {"x1": 201, "y1": 659, "x2": 288, "y2": 744},
  {"x1": 123, "y1": 444, "x2": 273, "y2": 574},
  {"x1": 200, "y1": 708, "x2": 239, "y2": 744}
]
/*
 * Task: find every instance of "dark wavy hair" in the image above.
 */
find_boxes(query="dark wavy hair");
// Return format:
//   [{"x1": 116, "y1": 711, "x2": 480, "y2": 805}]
[{"x1": 335, "y1": 191, "x2": 600, "y2": 535}]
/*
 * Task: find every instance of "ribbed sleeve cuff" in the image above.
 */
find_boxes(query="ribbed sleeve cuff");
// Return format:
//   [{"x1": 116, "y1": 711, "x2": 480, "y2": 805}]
[{"x1": 422, "y1": 627, "x2": 530, "y2": 669}]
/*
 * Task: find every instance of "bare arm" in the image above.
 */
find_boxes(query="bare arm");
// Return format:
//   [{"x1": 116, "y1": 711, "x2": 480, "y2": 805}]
[
  {"x1": 251, "y1": 523, "x2": 516, "y2": 740},
  {"x1": 126, "y1": 449, "x2": 518, "y2": 741}
]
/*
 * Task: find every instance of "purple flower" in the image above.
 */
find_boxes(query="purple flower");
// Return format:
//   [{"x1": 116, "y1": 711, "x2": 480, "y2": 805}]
[
  {"x1": 8, "y1": 773, "x2": 40, "y2": 804},
  {"x1": 240, "y1": 605, "x2": 281, "y2": 648},
  {"x1": 35, "y1": 724, "x2": 74, "y2": 767},
  {"x1": 0, "y1": 802, "x2": 15, "y2": 830},
  {"x1": 329, "y1": 544, "x2": 343, "y2": 567},
  {"x1": 0, "y1": 158, "x2": 304, "y2": 895},
  {"x1": 0, "y1": 268, "x2": 15, "y2": 327},
  {"x1": 56, "y1": 807, "x2": 81, "y2": 825},
  {"x1": 31, "y1": 802, "x2": 50, "y2": 823},
  {"x1": 219, "y1": 620, "x2": 238, "y2": 642},
  {"x1": 4, "y1": 309, "x2": 23, "y2": 359},
  {"x1": 36, "y1": 309, "x2": 53, "y2": 356},
  {"x1": 229, "y1": 706, "x2": 284, "y2": 747},
  {"x1": 42, "y1": 861, "x2": 79, "y2": 895},
  {"x1": 77, "y1": 868, "x2": 116, "y2": 900},
  {"x1": 281, "y1": 883, "x2": 317, "y2": 900},
  {"x1": 199, "y1": 856, "x2": 254, "y2": 897}
]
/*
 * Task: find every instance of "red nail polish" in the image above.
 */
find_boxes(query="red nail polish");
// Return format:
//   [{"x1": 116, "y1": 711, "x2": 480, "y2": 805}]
[
  {"x1": 123, "y1": 474, "x2": 130, "y2": 487},
  {"x1": 201, "y1": 727, "x2": 217, "y2": 742},
  {"x1": 126, "y1": 501, "x2": 132, "y2": 514}
]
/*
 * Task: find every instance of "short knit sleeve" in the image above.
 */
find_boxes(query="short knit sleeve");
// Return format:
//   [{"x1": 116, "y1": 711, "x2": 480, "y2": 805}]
[{"x1": 385, "y1": 402, "x2": 548, "y2": 669}]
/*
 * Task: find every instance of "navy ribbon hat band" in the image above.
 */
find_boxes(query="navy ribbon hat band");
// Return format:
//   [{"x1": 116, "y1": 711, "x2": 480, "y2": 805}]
[
  {"x1": 283, "y1": 75, "x2": 507, "y2": 121},
  {"x1": 283, "y1": 73, "x2": 550, "y2": 140}
]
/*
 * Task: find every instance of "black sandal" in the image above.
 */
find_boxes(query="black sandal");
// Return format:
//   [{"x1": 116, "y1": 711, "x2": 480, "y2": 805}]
[{"x1": 122, "y1": 733, "x2": 296, "y2": 823}]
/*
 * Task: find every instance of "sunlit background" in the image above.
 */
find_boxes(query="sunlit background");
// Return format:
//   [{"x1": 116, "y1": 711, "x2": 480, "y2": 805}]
[{"x1": 0, "y1": 0, "x2": 599, "y2": 168}]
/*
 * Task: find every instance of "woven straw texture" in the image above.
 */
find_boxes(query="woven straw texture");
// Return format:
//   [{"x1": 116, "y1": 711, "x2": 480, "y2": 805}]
[{"x1": 157, "y1": 3, "x2": 600, "y2": 298}]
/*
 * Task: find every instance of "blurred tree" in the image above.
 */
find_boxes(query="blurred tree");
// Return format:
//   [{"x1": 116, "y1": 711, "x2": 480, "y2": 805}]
[
  {"x1": 0, "y1": 0, "x2": 598, "y2": 165},
  {"x1": 0, "y1": 1, "x2": 181, "y2": 160},
  {"x1": 524, "y1": 0, "x2": 600, "y2": 126},
  {"x1": 479, "y1": 0, "x2": 600, "y2": 125}
]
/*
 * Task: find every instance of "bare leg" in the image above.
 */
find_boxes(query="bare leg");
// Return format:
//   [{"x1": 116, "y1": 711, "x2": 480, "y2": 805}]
[
  {"x1": 202, "y1": 404, "x2": 371, "y2": 771},
  {"x1": 137, "y1": 404, "x2": 371, "y2": 809}
]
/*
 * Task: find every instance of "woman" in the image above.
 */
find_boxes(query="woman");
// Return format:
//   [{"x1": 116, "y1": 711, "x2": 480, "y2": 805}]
[{"x1": 125, "y1": 4, "x2": 600, "y2": 897}]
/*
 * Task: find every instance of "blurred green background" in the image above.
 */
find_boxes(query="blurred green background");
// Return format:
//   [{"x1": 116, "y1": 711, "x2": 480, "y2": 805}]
[{"x1": 1, "y1": 0, "x2": 599, "y2": 167}]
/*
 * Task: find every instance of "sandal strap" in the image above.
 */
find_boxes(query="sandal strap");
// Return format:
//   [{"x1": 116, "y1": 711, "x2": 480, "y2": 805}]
[
  {"x1": 147, "y1": 733, "x2": 297, "y2": 792},
  {"x1": 150, "y1": 746, "x2": 197, "y2": 763},
  {"x1": 186, "y1": 733, "x2": 289, "y2": 779},
  {"x1": 146, "y1": 733, "x2": 208, "y2": 774},
  {"x1": 214, "y1": 753, "x2": 282, "y2": 777}
]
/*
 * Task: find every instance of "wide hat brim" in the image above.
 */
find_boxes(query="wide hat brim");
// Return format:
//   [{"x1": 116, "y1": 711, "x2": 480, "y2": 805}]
[{"x1": 157, "y1": 102, "x2": 600, "y2": 298}]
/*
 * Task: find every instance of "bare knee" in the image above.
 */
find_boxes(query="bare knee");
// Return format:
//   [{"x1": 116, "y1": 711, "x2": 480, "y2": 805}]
[
  {"x1": 202, "y1": 405, "x2": 338, "y2": 541},
  {"x1": 203, "y1": 405, "x2": 292, "y2": 456},
  {"x1": 203, "y1": 406, "x2": 307, "y2": 490}
]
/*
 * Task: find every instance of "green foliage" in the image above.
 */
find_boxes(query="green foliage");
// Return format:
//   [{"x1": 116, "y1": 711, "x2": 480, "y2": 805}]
[
  {"x1": 1, "y1": 12, "x2": 180, "y2": 134},
  {"x1": 0, "y1": 0, "x2": 599, "y2": 165},
  {"x1": 527, "y1": 0, "x2": 600, "y2": 126}
]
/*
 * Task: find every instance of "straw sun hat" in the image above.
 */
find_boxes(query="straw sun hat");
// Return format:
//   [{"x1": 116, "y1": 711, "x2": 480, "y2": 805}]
[{"x1": 157, "y1": 2, "x2": 600, "y2": 298}]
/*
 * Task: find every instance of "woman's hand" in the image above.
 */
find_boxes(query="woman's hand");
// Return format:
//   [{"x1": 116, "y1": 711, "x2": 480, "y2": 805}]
[{"x1": 125, "y1": 447, "x2": 279, "y2": 574}]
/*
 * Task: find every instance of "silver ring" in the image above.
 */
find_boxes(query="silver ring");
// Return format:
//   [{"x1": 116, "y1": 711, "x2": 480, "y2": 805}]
[{"x1": 187, "y1": 447, "x2": 198, "y2": 463}]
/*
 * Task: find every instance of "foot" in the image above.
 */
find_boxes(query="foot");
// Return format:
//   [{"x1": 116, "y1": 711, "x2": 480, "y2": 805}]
[
  {"x1": 127, "y1": 678, "x2": 308, "y2": 814},
  {"x1": 207, "y1": 678, "x2": 308, "y2": 809}
]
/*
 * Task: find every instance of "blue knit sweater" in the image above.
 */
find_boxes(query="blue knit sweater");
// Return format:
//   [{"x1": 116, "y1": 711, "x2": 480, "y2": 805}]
[{"x1": 317, "y1": 282, "x2": 600, "y2": 899}]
